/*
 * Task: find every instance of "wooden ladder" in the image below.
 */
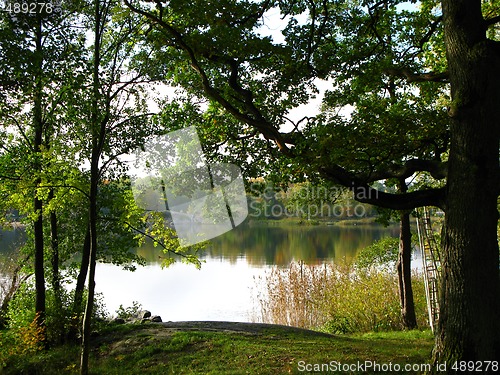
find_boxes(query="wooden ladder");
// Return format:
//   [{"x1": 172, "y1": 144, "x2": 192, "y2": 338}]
[{"x1": 416, "y1": 207, "x2": 441, "y2": 333}]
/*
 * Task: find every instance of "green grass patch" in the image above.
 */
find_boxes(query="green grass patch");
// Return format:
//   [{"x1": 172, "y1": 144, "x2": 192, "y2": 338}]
[{"x1": 1, "y1": 324, "x2": 434, "y2": 374}]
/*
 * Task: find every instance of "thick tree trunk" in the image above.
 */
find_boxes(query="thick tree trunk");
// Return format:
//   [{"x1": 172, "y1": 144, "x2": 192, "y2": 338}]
[
  {"x1": 396, "y1": 210, "x2": 417, "y2": 329},
  {"x1": 396, "y1": 179, "x2": 417, "y2": 329},
  {"x1": 434, "y1": 0, "x2": 500, "y2": 366}
]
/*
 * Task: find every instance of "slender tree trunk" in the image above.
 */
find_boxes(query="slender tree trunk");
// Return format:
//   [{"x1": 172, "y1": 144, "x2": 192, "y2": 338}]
[
  {"x1": 33, "y1": 191, "x2": 45, "y2": 330},
  {"x1": 80, "y1": 179, "x2": 98, "y2": 375},
  {"x1": 33, "y1": 11, "x2": 46, "y2": 337},
  {"x1": 48, "y1": 189, "x2": 63, "y2": 343},
  {"x1": 49, "y1": 190, "x2": 61, "y2": 303},
  {"x1": 68, "y1": 226, "x2": 90, "y2": 342},
  {"x1": 73, "y1": 226, "x2": 90, "y2": 315},
  {"x1": 433, "y1": 0, "x2": 500, "y2": 365},
  {"x1": 396, "y1": 180, "x2": 417, "y2": 329},
  {"x1": 396, "y1": 210, "x2": 417, "y2": 329},
  {"x1": 81, "y1": 0, "x2": 103, "y2": 372}
]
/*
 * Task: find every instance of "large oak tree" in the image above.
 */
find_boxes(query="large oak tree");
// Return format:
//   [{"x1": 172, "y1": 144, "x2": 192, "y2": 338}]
[{"x1": 125, "y1": 0, "x2": 499, "y2": 365}]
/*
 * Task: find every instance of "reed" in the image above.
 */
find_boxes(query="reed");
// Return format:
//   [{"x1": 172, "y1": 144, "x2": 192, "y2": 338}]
[{"x1": 254, "y1": 261, "x2": 428, "y2": 333}]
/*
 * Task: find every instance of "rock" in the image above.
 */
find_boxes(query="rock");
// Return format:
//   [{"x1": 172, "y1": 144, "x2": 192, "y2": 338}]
[
  {"x1": 113, "y1": 317, "x2": 125, "y2": 324},
  {"x1": 151, "y1": 315, "x2": 162, "y2": 323},
  {"x1": 137, "y1": 310, "x2": 151, "y2": 319}
]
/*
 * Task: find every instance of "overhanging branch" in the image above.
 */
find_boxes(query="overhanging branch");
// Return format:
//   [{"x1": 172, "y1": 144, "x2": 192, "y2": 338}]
[
  {"x1": 366, "y1": 159, "x2": 448, "y2": 182},
  {"x1": 124, "y1": 0, "x2": 293, "y2": 153},
  {"x1": 484, "y1": 15, "x2": 500, "y2": 28},
  {"x1": 320, "y1": 163, "x2": 447, "y2": 210},
  {"x1": 351, "y1": 185, "x2": 446, "y2": 210},
  {"x1": 384, "y1": 68, "x2": 449, "y2": 83}
]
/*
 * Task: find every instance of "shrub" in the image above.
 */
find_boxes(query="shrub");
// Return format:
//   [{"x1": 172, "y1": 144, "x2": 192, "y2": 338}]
[
  {"x1": 355, "y1": 237, "x2": 399, "y2": 270},
  {"x1": 5, "y1": 281, "x2": 108, "y2": 343},
  {"x1": 0, "y1": 313, "x2": 45, "y2": 369},
  {"x1": 115, "y1": 301, "x2": 143, "y2": 320}
]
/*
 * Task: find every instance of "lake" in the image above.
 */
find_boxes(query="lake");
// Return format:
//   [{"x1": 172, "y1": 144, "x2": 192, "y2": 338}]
[
  {"x1": 96, "y1": 221, "x2": 401, "y2": 322},
  {"x1": 1, "y1": 221, "x2": 404, "y2": 322}
]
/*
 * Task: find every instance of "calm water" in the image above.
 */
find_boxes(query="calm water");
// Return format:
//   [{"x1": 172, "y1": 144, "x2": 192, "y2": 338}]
[
  {"x1": 97, "y1": 221, "x2": 400, "y2": 322},
  {"x1": 1, "y1": 221, "x2": 401, "y2": 322}
]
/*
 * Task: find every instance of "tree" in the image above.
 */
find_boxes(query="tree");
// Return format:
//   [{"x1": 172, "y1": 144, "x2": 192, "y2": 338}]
[
  {"x1": 0, "y1": 0, "x2": 84, "y2": 337},
  {"x1": 435, "y1": 0, "x2": 500, "y2": 363},
  {"x1": 77, "y1": 0, "x2": 153, "y2": 371},
  {"x1": 1, "y1": 0, "x2": 150, "y2": 349},
  {"x1": 125, "y1": 0, "x2": 499, "y2": 364},
  {"x1": 74, "y1": 1, "x2": 202, "y2": 372}
]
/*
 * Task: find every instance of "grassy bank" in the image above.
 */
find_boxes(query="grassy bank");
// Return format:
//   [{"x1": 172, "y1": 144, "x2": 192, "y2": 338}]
[{"x1": 2, "y1": 322, "x2": 434, "y2": 374}]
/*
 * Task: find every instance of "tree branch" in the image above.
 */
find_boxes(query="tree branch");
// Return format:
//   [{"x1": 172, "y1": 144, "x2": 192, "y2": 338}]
[
  {"x1": 320, "y1": 163, "x2": 447, "y2": 210},
  {"x1": 484, "y1": 15, "x2": 500, "y2": 28},
  {"x1": 352, "y1": 184, "x2": 446, "y2": 210},
  {"x1": 121, "y1": 220, "x2": 202, "y2": 268},
  {"x1": 419, "y1": 15, "x2": 443, "y2": 49},
  {"x1": 365, "y1": 159, "x2": 448, "y2": 182},
  {"x1": 384, "y1": 68, "x2": 449, "y2": 83},
  {"x1": 123, "y1": 0, "x2": 293, "y2": 153}
]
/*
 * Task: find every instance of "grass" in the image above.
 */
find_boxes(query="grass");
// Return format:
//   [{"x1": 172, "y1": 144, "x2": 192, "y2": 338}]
[{"x1": 2, "y1": 323, "x2": 434, "y2": 374}]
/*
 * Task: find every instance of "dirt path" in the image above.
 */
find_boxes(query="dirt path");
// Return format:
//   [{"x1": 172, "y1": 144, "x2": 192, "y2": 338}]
[{"x1": 158, "y1": 321, "x2": 333, "y2": 337}]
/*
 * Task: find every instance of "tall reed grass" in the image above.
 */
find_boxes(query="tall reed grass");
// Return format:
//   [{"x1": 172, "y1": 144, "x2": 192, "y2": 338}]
[{"x1": 254, "y1": 261, "x2": 428, "y2": 334}]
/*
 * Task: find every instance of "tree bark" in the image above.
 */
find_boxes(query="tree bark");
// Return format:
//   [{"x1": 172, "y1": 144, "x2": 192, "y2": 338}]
[{"x1": 433, "y1": 0, "x2": 500, "y2": 365}]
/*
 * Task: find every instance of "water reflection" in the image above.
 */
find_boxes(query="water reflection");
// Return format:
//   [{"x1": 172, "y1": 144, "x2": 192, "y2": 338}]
[
  {"x1": 1, "y1": 222, "x2": 401, "y2": 322},
  {"x1": 0, "y1": 227, "x2": 26, "y2": 254},
  {"x1": 135, "y1": 222, "x2": 399, "y2": 266}
]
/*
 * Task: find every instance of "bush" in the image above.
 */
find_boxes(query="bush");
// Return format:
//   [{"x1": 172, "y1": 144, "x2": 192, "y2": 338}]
[
  {"x1": 355, "y1": 237, "x2": 399, "y2": 270},
  {"x1": 255, "y1": 261, "x2": 428, "y2": 334},
  {"x1": 0, "y1": 313, "x2": 45, "y2": 368},
  {"x1": 0, "y1": 282, "x2": 109, "y2": 371},
  {"x1": 4, "y1": 281, "x2": 108, "y2": 343},
  {"x1": 115, "y1": 301, "x2": 143, "y2": 319},
  {"x1": 5, "y1": 282, "x2": 72, "y2": 343},
  {"x1": 317, "y1": 265, "x2": 402, "y2": 333}
]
